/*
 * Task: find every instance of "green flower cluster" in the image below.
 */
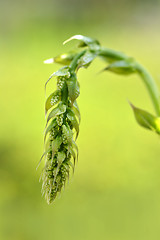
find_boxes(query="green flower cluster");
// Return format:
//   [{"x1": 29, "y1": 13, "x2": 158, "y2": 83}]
[
  {"x1": 41, "y1": 69, "x2": 80, "y2": 204},
  {"x1": 40, "y1": 35, "x2": 160, "y2": 204}
]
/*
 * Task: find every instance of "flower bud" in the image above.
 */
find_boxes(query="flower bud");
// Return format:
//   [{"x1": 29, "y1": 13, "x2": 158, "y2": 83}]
[{"x1": 54, "y1": 52, "x2": 77, "y2": 65}]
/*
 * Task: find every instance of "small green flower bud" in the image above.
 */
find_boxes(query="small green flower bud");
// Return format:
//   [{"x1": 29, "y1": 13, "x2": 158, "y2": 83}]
[
  {"x1": 62, "y1": 124, "x2": 73, "y2": 145},
  {"x1": 57, "y1": 77, "x2": 65, "y2": 90},
  {"x1": 45, "y1": 90, "x2": 61, "y2": 115},
  {"x1": 53, "y1": 52, "x2": 77, "y2": 65},
  {"x1": 56, "y1": 114, "x2": 64, "y2": 126}
]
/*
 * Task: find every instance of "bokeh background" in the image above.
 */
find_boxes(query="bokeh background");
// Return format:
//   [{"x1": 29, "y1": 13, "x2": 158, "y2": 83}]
[{"x1": 1, "y1": 0, "x2": 160, "y2": 239}]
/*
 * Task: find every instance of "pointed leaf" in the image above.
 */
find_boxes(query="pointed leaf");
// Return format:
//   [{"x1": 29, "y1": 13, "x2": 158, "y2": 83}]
[
  {"x1": 105, "y1": 59, "x2": 136, "y2": 75},
  {"x1": 37, "y1": 148, "x2": 51, "y2": 170},
  {"x1": 62, "y1": 124, "x2": 73, "y2": 145},
  {"x1": 66, "y1": 73, "x2": 79, "y2": 105},
  {"x1": 45, "y1": 67, "x2": 70, "y2": 93},
  {"x1": 69, "y1": 161, "x2": 75, "y2": 173},
  {"x1": 63, "y1": 35, "x2": 100, "y2": 49},
  {"x1": 72, "y1": 140, "x2": 79, "y2": 161},
  {"x1": 45, "y1": 138, "x2": 52, "y2": 152},
  {"x1": 69, "y1": 146, "x2": 76, "y2": 167},
  {"x1": 63, "y1": 163, "x2": 70, "y2": 172},
  {"x1": 53, "y1": 67, "x2": 71, "y2": 78},
  {"x1": 67, "y1": 109, "x2": 79, "y2": 139},
  {"x1": 73, "y1": 100, "x2": 81, "y2": 123},
  {"x1": 45, "y1": 90, "x2": 61, "y2": 115},
  {"x1": 130, "y1": 103, "x2": 160, "y2": 134},
  {"x1": 77, "y1": 51, "x2": 97, "y2": 69},
  {"x1": 44, "y1": 118, "x2": 57, "y2": 143},
  {"x1": 51, "y1": 136, "x2": 63, "y2": 160},
  {"x1": 57, "y1": 152, "x2": 66, "y2": 166},
  {"x1": 46, "y1": 102, "x2": 66, "y2": 127}
]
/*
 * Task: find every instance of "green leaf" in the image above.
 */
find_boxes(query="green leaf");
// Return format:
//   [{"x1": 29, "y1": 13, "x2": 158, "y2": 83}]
[
  {"x1": 57, "y1": 151, "x2": 66, "y2": 166},
  {"x1": 77, "y1": 51, "x2": 97, "y2": 69},
  {"x1": 73, "y1": 100, "x2": 81, "y2": 123},
  {"x1": 44, "y1": 138, "x2": 52, "y2": 152},
  {"x1": 62, "y1": 124, "x2": 73, "y2": 145},
  {"x1": 46, "y1": 102, "x2": 66, "y2": 127},
  {"x1": 37, "y1": 148, "x2": 51, "y2": 170},
  {"x1": 130, "y1": 103, "x2": 160, "y2": 134},
  {"x1": 51, "y1": 136, "x2": 63, "y2": 160},
  {"x1": 45, "y1": 90, "x2": 61, "y2": 115},
  {"x1": 63, "y1": 35, "x2": 100, "y2": 50},
  {"x1": 44, "y1": 119, "x2": 57, "y2": 143},
  {"x1": 69, "y1": 160, "x2": 75, "y2": 173},
  {"x1": 53, "y1": 67, "x2": 70, "y2": 77},
  {"x1": 61, "y1": 80, "x2": 68, "y2": 104},
  {"x1": 72, "y1": 140, "x2": 79, "y2": 161},
  {"x1": 67, "y1": 109, "x2": 79, "y2": 139},
  {"x1": 63, "y1": 163, "x2": 70, "y2": 173},
  {"x1": 69, "y1": 146, "x2": 76, "y2": 167},
  {"x1": 66, "y1": 73, "x2": 79, "y2": 105},
  {"x1": 45, "y1": 67, "x2": 70, "y2": 92},
  {"x1": 105, "y1": 59, "x2": 136, "y2": 75}
]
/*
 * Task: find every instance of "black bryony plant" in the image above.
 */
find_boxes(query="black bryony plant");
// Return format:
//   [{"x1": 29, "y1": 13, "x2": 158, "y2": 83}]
[{"x1": 39, "y1": 35, "x2": 160, "y2": 204}]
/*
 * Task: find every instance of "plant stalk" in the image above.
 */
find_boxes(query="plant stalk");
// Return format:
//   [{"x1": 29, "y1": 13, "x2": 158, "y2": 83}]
[
  {"x1": 69, "y1": 50, "x2": 86, "y2": 72},
  {"x1": 135, "y1": 63, "x2": 160, "y2": 116},
  {"x1": 98, "y1": 47, "x2": 160, "y2": 116}
]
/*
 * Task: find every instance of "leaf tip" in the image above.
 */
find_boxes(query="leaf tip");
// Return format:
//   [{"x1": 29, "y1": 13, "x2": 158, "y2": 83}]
[
  {"x1": 127, "y1": 100, "x2": 135, "y2": 109},
  {"x1": 63, "y1": 35, "x2": 83, "y2": 45}
]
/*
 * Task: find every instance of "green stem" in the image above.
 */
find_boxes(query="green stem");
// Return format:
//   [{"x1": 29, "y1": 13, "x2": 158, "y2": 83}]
[
  {"x1": 69, "y1": 50, "x2": 86, "y2": 72},
  {"x1": 98, "y1": 47, "x2": 128, "y2": 62},
  {"x1": 98, "y1": 47, "x2": 160, "y2": 116},
  {"x1": 135, "y1": 63, "x2": 160, "y2": 116},
  {"x1": 69, "y1": 45, "x2": 160, "y2": 116}
]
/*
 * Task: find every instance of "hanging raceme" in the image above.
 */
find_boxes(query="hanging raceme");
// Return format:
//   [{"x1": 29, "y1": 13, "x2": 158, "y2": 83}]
[{"x1": 40, "y1": 35, "x2": 160, "y2": 204}]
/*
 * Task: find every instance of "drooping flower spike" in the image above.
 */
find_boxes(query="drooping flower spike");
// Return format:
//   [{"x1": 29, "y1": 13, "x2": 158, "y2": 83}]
[{"x1": 40, "y1": 35, "x2": 160, "y2": 204}]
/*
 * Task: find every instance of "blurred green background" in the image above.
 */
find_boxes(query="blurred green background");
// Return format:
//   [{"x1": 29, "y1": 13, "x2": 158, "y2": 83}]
[{"x1": 1, "y1": 0, "x2": 160, "y2": 239}]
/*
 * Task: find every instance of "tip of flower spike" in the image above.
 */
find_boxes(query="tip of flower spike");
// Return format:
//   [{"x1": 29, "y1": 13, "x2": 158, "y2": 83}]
[{"x1": 44, "y1": 58, "x2": 54, "y2": 64}]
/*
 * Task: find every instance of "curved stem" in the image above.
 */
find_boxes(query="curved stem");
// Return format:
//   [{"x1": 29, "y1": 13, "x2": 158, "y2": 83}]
[
  {"x1": 98, "y1": 47, "x2": 160, "y2": 116},
  {"x1": 98, "y1": 47, "x2": 128, "y2": 62},
  {"x1": 69, "y1": 45, "x2": 160, "y2": 116},
  {"x1": 135, "y1": 63, "x2": 160, "y2": 116},
  {"x1": 69, "y1": 50, "x2": 86, "y2": 72}
]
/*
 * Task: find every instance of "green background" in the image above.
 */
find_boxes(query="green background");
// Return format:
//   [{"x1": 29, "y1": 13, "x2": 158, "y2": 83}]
[{"x1": 1, "y1": 1, "x2": 160, "y2": 239}]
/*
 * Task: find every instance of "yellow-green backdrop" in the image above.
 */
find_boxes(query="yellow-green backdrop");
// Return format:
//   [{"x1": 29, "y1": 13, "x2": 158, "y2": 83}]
[{"x1": 1, "y1": 1, "x2": 160, "y2": 239}]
